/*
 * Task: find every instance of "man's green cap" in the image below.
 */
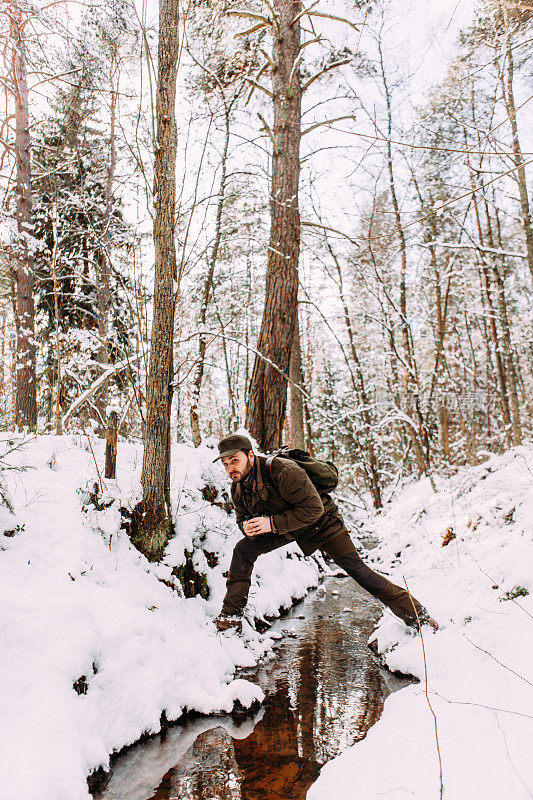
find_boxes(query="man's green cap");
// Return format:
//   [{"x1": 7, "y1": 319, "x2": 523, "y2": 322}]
[{"x1": 214, "y1": 434, "x2": 253, "y2": 462}]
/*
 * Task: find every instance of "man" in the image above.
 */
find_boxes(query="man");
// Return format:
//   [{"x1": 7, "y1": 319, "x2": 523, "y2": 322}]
[{"x1": 213, "y1": 434, "x2": 437, "y2": 634}]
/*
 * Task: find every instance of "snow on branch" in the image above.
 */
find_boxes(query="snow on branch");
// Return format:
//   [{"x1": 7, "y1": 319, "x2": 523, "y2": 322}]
[
  {"x1": 418, "y1": 241, "x2": 528, "y2": 259},
  {"x1": 226, "y1": 9, "x2": 272, "y2": 26},
  {"x1": 305, "y1": 11, "x2": 360, "y2": 31},
  {"x1": 62, "y1": 354, "x2": 144, "y2": 427}
]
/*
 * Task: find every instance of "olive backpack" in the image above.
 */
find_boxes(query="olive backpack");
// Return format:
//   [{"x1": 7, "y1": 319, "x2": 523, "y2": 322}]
[{"x1": 265, "y1": 447, "x2": 339, "y2": 494}]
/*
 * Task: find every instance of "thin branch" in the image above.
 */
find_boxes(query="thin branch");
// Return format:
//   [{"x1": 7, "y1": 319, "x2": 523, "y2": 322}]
[
  {"x1": 291, "y1": 1, "x2": 320, "y2": 26},
  {"x1": 306, "y1": 11, "x2": 360, "y2": 30},
  {"x1": 404, "y1": 577, "x2": 444, "y2": 800},
  {"x1": 257, "y1": 113, "x2": 279, "y2": 154},
  {"x1": 226, "y1": 9, "x2": 272, "y2": 25},
  {"x1": 417, "y1": 241, "x2": 527, "y2": 259},
  {"x1": 302, "y1": 114, "x2": 355, "y2": 136},
  {"x1": 235, "y1": 20, "x2": 269, "y2": 37},
  {"x1": 463, "y1": 635, "x2": 533, "y2": 689},
  {"x1": 302, "y1": 59, "x2": 350, "y2": 93},
  {"x1": 245, "y1": 77, "x2": 273, "y2": 98}
]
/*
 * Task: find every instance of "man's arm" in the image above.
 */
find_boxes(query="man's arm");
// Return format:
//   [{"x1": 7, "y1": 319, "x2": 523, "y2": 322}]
[
  {"x1": 231, "y1": 488, "x2": 248, "y2": 533},
  {"x1": 270, "y1": 460, "x2": 324, "y2": 535}
]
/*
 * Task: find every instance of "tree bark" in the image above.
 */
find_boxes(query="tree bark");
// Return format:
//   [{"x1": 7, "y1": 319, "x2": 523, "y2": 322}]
[
  {"x1": 11, "y1": 7, "x2": 37, "y2": 430},
  {"x1": 466, "y1": 132, "x2": 512, "y2": 447},
  {"x1": 51, "y1": 202, "x2": 63, "y2": 435},
  {"x1": 289, "y1": 312, "x2": 305, "y2": 449},
  {"x1": 95, "y1": 55, "x2": 118, "y2": 430},
  {"x1": 484, "y1": 201, "x2": 522, "y2": 445},
  {"x1": 245, "y1": 0, "x2": 302, "y2": 452},
  {"x1": 105, "y1": 410, "x2": 118, "y2": 479},
  {"x1": 501, "y1": 38, "x2": 533, "y2": 284},
  {"x1": 131, "y1": 0, "x2": 179, "y2": 561},
  {"x1": 214, "y1": 305, "x2": 237, "y2": 431}
]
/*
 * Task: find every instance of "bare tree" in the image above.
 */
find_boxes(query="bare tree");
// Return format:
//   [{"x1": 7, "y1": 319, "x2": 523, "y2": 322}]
[
  {"x1": 131, "y1": 0, "x2": 179, "y2": 561},
  {"x1": 499, "y1": 8, "x2": 533, "y2": 285},
  {"x1": 378, "y1": 39, "x2": 429, "y2": 475},
  {"x1": 7, "y1": 2, "x2": 37, "y2": 430},
  {"x1": 190, "y1": 84, "x2": 240, "y2": 446},
  {"x1": 94, "y1": 52, "x2": 118, "y2": 428}
]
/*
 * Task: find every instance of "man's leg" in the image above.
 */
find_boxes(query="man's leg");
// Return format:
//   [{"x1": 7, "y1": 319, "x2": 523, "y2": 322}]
[
  {"x1": 321, "y1": 533, "x2": 436, "y2": 629},
  {"x1": 220, "y1": 533, "x2": 287, "y2": 618}
]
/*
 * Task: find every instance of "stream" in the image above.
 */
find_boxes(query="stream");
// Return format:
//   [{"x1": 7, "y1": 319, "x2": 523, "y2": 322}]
[{"x1": 94, "y1": 575, "x2": 410, "y2": 800}]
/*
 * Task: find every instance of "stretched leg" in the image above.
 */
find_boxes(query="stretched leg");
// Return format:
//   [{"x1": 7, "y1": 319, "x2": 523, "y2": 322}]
[
  {"x1": 321, "y1": 533, "x2": 435, "y2": 628},
  {"x1": 221, "y1": 533, "x2": 287, "y2": 617}
]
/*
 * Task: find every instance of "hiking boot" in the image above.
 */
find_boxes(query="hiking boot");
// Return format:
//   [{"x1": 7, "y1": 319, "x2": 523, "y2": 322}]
[
  {"x1": 252, "y1": 616, "x2": 271, "y2": 634},
  {"x1": 213, "y1": 614, "x2": 243, "y2": 633}
]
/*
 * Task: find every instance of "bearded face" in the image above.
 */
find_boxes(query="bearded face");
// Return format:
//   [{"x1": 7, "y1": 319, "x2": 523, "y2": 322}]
[{"x1": 221, "y1": 450, "x2": 254, "y2": 483}]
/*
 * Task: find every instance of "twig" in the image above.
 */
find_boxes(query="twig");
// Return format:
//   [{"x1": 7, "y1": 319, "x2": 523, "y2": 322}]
[
  {"x1": 85, "y1": 434, "x2": 106, "y2": 495},
  {"x1": 431, "y1": 690, "x2": 533, "y2": 720},
  {"x1": 463, "y1": 634, "x2": 533, "y2": 688},
  {"x1": 404, "y1": 577, "x2": 444, "y2": 800}
]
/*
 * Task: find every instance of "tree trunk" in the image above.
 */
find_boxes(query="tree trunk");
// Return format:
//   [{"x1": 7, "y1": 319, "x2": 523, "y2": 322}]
[
  {"x1": 501, "y1": 37, "x2": 533, "y2": 284},
  {"x1": 485, "y1": 202, "x2": 522, "y2": 445},
  {"x1": 11, "y1": 7, "x2": 37, "y2": 430},
  {"x1": 466, "y1": 138, "x2": 512, "y2": 447},
  {"x1": 190, "y1": 105, "x2": 231, "y2": 446},
  {"x1": 214, "y1": 305, "x2": 237, "y2": 431},
  {"x1": 131, "y1": 0, "x2": 179, "y2": 561},
  {"x1": 379, "y1": 42, "x2": 428, "y2": 475},
  {"x1": 289, "y1": 312, "x2": 305, "y2": 449},
  {"x1": 245, "y1": 0, "x2": 302, "y2": 452},
  {"x1": 325, "y1": 237, "x2": 382, "y2": 507},
  {"x1": 428, "y1": 210, "x2": 450, "y2": 461},
  {"x1": 51, "y1": 202, "x2": 63, "y2": 435},
  {"x1": 95, "y1": 56, "x2": 118, "y2": 430},
  {"x1": 105, "y1": 410, "x2": 118, "y2": 479}
]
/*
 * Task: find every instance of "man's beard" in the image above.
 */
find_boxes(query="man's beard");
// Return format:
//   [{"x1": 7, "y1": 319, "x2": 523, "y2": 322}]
[{"x1": 230, "y1": 458, "x2": 253, "y2": 483}]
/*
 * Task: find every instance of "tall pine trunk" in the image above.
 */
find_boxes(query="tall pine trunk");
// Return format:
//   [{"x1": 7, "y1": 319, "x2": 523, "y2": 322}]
[
  {"x1": 11, "y1": 7, "x2": 37, "y2": 430},
  {"x1": 131, "y1": 0, "x2": 179, "y2": 561},
  {"x1": 289, "y1": 313, "x2": 305, "y2": 449},
  {"x1": 245, "y1": 0, "x2": 302, "y2": 452}
]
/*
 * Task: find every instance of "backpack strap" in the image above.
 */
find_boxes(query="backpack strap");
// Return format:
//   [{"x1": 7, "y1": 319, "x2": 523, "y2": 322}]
[
  {"x1": 265, "y1": 447, "x2": 290, "y2": 486},
  {"x1": 265, "y1": 454, "x2": 277, "y2": 485}
]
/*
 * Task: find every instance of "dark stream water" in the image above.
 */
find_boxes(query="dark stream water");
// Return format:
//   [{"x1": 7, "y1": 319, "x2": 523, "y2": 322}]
[{"x1": 94, "y1": 576, "x2": 409, "y2": 800}]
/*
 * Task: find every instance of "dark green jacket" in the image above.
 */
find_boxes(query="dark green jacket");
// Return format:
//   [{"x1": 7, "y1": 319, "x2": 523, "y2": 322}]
[{"x1": 231, "y1": 455, "x2": 345, "y2": 556}]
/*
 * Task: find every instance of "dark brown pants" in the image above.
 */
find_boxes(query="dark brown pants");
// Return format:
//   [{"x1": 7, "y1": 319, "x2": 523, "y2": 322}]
[{"x1": 221, "y1": 531, "x2": 424, "y2": 625}]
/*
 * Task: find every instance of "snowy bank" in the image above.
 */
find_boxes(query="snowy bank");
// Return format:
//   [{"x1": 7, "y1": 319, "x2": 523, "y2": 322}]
[
  {"x1": 0, "y1": 434, "x2": 325, "y2": 800},
  {"x1": 309, "y1": 445, "x2": 533, "y2": 800}
]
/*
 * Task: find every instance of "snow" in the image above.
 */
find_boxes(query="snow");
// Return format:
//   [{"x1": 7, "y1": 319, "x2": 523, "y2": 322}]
[
  {"x1": 309, "y1": 445, "x2": 533, "y2": 800},
  {"x1": 0, "y1": 434, "x2": 325, "y2": 800}
]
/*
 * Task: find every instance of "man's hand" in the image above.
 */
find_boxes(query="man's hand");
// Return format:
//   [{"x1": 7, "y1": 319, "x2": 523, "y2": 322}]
[{"x1": 243, "y1": 516, "x2": 272, "y2": 537}]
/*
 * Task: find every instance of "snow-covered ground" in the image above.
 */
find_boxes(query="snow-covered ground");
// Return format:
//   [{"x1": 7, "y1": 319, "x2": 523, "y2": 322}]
[
  {"x1": 0, "y1": 434, "x2": 325, "y2": 800},
  {"x1": 3, "y1": 435, "x2": 532, "y2": 800},
  {"x1": 310, "y1": 445, "x2": 533, "y2": 800}
]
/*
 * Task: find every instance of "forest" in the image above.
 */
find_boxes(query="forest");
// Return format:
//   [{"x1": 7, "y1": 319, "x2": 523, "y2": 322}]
[
  {"x1": 2, "y1": 0, "x2": 531, "y2": 511},
  {"x1": 0, "y1": 1, "x2": 532, "y2": 798}
]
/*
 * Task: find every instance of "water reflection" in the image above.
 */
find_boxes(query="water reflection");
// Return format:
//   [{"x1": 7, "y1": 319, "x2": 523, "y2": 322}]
[{"x1": 96, "y1": 578, "x2": 407, "y2": 800}]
